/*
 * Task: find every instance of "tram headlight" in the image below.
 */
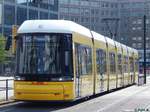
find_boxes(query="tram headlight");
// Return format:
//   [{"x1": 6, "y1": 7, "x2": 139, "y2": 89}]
[
  {"x1": 15, "y1": 76, "x2": 25, "y2": 81},
  {"x1": 51, "y1": 77, "x2": 64, "y2": 81},
  {"x1": 51, "y1": 77, "x2": 73, "y2": 81}
]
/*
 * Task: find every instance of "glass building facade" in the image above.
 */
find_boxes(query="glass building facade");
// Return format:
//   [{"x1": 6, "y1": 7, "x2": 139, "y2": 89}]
[
  {"x1": 59, "y1": 0, "x2": 150, "y2": 74},
  {"x1": 0, "y1": 0, "x2": 58, "y2": 36},
  {"x1": 59, "y1": 0, "x2": 119, "y2": 40}
]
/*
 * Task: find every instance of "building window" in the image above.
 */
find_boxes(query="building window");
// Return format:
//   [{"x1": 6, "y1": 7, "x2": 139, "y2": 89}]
[
  {"x1": 49, "y1": 13, "x2": 57, "y2": 19},
  {"x1": 146, "y1": 44, "x2": 149, "y2": 48},
  {"x1": 4, "y1": 5, "x2": 15, "y2": 25},
  {"x1": 105, "y1": 3, "x2": 109, "y2": 7},
  {"x1": 101, "y1": 10, "x2": 104, "y2": 16},
  {"x1": 137, "y1": 27, "x2": 142, "y2": 30},
  {"x1": 17, "y1": 0, "x2": 27, "y2": 6},
  {"x1": 111, "y1": 3, "x2": 114, "y2": 8},
  {"x1": 138, "y1": 37, "x2": 142, "y2": 41},
  {"x1": 69, "y1": 8, "x2": 80, "y2": 14},
  {"x1": 59, "y1": 7, "x2": 69, "y2": 13},
  {"x1": 132, "y1": 27, "x2": 136, "y2": 30},
  {"x1": 17, "y1": 7, "x2": 27, "y2": 25},
  {"x1": 4, "y1": 27, "x2": 11, "y2": 36},
  {"x1": 28, "y1": 0, "x2": 38, "y2": 7},
  {"x1": 70, "y1": 0, "x2": 80, "y2": 5},
  {"x1": 5, "y1": 0, "x2": 15, "y2": 3},
  {"x1": 132, "y1": 43, "x2": 136, "y2": 48},
  {"x1": 40, "y1": 11, "x2": 48, "y2": 19},
  {"x1": 137, "y1": 43, "x2": 142, "y2": 48},
  {"x1": 137, "y1": 19, "x2": 142, "y2": 24},
  {"x1": 115, "y1": 3, "x2": 118, "y2": 8},
  {"x1": 132, "y1": 21, "x2": 136, "y2": 24},
  {"x1": 59, "y1": 0, "x2": 69, "y2": 4},
  {"x1": 84, "y1": 9, "x2": 90, "y2": 15},
  {"x1": 81, "y1": 1, "x2": 89, "y2": 6},
  {"x1": 146, "y1": 37, "x2": 150, "y2": 40},
  {"x1": 29, "y1": 9, "x2": 38, "y2": 20},
  {"x1": 146, "y1": 19, "x2": 149, "y2": 24},
  {"x1": 132, "y1": 37, "x2": 137, "y2": 40},
  {"x1": 91, "y1": 2, "x2": 99, "y2": 7},
  {"x1": 40, "y1": 0, "x2": 49, "y2": 9},
  {"x1": 49, "y1": 0, "x2": 55, "y2": 5}
]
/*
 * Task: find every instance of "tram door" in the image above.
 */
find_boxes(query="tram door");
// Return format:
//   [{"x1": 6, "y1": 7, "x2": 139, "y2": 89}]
[
  {"x1": 96, "y1": 49, "x2": 106, "y2": 92},
  {"x1": 75, "y1": 43, "x2": 93, "y2": 97},
  {"x1": 75, "y1": 44, "x2": 81, "y2": 98}
]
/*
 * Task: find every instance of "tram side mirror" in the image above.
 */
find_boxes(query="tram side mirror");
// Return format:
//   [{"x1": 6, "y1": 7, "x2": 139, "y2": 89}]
[{"x1": 5, "y1": 35, "x2": 12, "y2": 51}]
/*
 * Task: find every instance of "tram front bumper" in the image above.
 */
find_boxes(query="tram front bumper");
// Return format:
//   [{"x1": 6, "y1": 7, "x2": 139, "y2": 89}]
[{"x1": 14, "y1": 81, "x2": 74, "y2": 101}]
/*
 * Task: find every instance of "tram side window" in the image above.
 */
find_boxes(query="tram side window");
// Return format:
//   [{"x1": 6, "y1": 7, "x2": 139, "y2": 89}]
[
  {"x1": 129, "y1": 57, "x2": 134, "y2": 72},
  {"x1": 96, "y1": 49, "x2": 106, "y2": 75},
  {"x1": 124, "y1": 56, "x2": 128, "y2": 73},
  {"x1": 75, "y1": 43, "x2": 92, "y2": 75},
  {"x1": 135, "y1": 59, "x2": 139, "y2": 73},
  {"x1": 109, "y1": 52, "x2": 116, "y2": 74},
  {"x1": 118, "y1": 54, "x2": 122, "y2": 74}
]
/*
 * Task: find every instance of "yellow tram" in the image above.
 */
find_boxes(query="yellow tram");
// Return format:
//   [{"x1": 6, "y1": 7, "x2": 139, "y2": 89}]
[{"x1": 13, "y1": 20, "x2": 139, "y2": 101}]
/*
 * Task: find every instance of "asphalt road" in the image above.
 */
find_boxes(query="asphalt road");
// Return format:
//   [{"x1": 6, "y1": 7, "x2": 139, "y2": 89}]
[{"x1": 0, "y1": 78, "x2": 150, "y2": 112}]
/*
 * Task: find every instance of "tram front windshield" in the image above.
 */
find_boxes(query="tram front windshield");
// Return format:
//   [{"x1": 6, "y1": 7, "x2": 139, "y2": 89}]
[{"x1": 16, "y1": 33, "x2": 73, "y2": 81}]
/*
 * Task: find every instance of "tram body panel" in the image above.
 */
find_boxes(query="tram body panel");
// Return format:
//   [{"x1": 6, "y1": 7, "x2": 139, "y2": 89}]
[
  {"x1": 122, "y1": 45, "x2": 129, "y2": 86},
  {"x1": 129, "y1": 52, "x2": 135, "y2": 84},
  {"x1": 107, "y1": 43, "x2": 117, "y2": 90},
  {"x1": 72, "y1": 32, "x2": 94, "y2": 98},
  {"x1": 134, "y1": 50, "x2": 139, "y2": 84},
  {"x1": 115, "y1": 42, "x2": 123, "y2": 88},
  {"x1": 94, "y1": 39, "x2": 108, "y2": 94},
  {"x1": 127, "y1": 47, "x2": 135, "y2": 85},
  {"x1": 14, "y1": 81, "x2": 75, "y2": 101},
  {"x1": 14, "y1": 32, "x2": 75, "y2": 101}
]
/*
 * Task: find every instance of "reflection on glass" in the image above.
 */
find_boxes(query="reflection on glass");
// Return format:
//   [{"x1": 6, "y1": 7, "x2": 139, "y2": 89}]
[
  {"x1": 4, "y1": 5, "x2": 15, "y2": 25},
  {"x1": 16, "y1": 33, "x2": 72, "y2": 75},
  {"x1": 29, "y1": 9, "x2": 38, "y2": 20},
  {"x1": 5, "y1": 0, "x2": 15, "y2": 3},
  {"x1": 28, "y1": 0, "x2": 38, "y2": 7},
  {"x1": 17, "y1": 0, "x2": 27, "y2": 5},
  {"x1": 17, "y1": 7, "x2": 27, "y2": 25},
  {"x1": 40, "y1": 12, "x2": 48, "y2": 19}
]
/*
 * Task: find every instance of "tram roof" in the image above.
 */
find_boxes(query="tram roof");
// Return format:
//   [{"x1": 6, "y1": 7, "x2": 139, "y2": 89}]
[
  {"x1": 121, "y1": 44, "x2": 128, "y2": 52},
  {"x1": 133, "y1": 48, "x2": 138, "y2": 54},
  {"x1": 18, "y1": 20, "x2": 92, "y2": 38},
  {"x1": 105, "y1": 37, "x2": 115, "y2": 46},
  {"x1": 18, "y1": 20, "x2": 138, "y2": 54},
  {"x1": 91, "y1": 31, "x2": 106, "y2": 43}
]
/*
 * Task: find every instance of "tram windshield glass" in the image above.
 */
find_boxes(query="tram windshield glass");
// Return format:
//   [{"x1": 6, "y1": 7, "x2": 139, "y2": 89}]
[{"x1": 16, "y1": 33, "x2": 73, "y2": 80}]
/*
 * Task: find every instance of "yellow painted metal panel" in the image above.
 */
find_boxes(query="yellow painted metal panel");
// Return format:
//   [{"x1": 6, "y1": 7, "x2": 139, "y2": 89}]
[
  {"x1": 14, "y1": 81, "x2": 74, "y2": 101},
  {"x1": 73, "y1": 32, "x2": 93, "y2": 46}
]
